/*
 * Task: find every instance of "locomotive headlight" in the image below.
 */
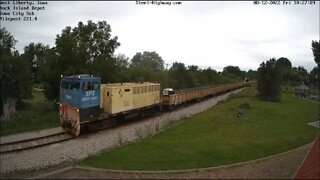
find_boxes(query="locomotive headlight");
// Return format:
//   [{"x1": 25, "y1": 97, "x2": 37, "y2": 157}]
[{"x1": 76, "y1": 109, "x2": 79, "y2": 112}]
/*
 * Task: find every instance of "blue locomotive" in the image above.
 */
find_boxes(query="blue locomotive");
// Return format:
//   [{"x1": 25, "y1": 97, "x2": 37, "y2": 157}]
[{"x1": 59, "y1": 75, "x2": 101, "y2": 136}]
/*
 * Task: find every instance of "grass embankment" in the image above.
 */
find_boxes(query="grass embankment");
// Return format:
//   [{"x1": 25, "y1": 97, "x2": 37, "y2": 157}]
[
  {"x1": 83, "y1": 87, "x2": 319, "y2": 170},
  {"x1": 0, "y1": 90, "x2": 59, "y2": 136}
]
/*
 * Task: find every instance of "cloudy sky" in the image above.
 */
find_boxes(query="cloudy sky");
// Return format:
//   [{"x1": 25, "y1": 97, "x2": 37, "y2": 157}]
[{"x1": 3, "y1": 1, "x2": 319, "y2": 71}]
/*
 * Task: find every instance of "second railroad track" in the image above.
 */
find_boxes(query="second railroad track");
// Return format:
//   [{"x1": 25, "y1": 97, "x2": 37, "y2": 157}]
[{"x1": 0, "y1": 132, "x2": 74, "y2": 154}]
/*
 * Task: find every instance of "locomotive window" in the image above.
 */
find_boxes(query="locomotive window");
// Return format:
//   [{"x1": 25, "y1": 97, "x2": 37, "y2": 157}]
[
  {"x1": 87, "y1": 82, "x2": 92, "y2": 90},
  {"x1": 61, "y1": 81, "x2": 70, "y2": 89},
  {"x1": 125, "y1": 89, "x2": 130, "y2": 92},
  {"x1": 82, "y1": 82, "x2": 90, "y2": 91},
  {"x1": 92, "y1": 82, "x2": 100, "y2": 90},
  {"x1": 107, "y1": 91, "x2": 109, "y2": 96},
  {"x1": 70, "y1": 81, "x2": 80, "y2": 90}
]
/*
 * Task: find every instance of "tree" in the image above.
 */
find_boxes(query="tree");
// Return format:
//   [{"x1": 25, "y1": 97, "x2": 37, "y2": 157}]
[
  {"x1": 113, "y1": 53, "x2": 130, "y2": 82},
  {"x1": 275, "y1": 57, "x2": 292, "y2": 68},
  {"x1": 246, "y1": 69, "x2": 258, "y2": 80},
  {"x1": 16, "y1": 54, "x2": 33, "y2": 99},
  {"x1": 130, "y1": 51, "x2": 164, "y2": 71},
  {"x1": 0, "y1": 28, "x2": 32, "y2": 118},
  {"x1": 40, "y1": 20, "x2": 120, "y2": 101},
  {"x1": 223, "y1": 65, "x2": 241, "y2": 75},
  {"x1": 22, "y1": 43, "x2": 50, "y2": 82},
  {"x1": 55, "y1": 20, "x2": 120, "y2": 76},
  {"x1": 187, "y1": 65, "x2": 201, "y2": 87},
  {"x1": 257, "y1": 58, "x2": 282, "y2": 101},
  {"x1": 38, "y1": 47, "x2": 61, "y2": 101},
  {"x1": 1, "y1": 28, "x2": 17, "y2": 110},
  {"x1": 202, "y1": 67, "x2": 219, "y2": 85},
  {"x1": 275, "y1": 57, "x2": 292, "y2": 84},
  {"x1": 222, "y1": 65, "x2": 245, "y2": 81},
  {"x1": 168, "y1": 62, "x2": 190, "y2": 89},
  {"x1": 309, "y1": 66, "x2": 319, "y2": 88},
  {"x1": 114, "y1": 53, "x2": 129, "y2": 68},
  {"x1": 128, "y1": 51, "x2": 165, "y2": 83},
  {"x1": 311, "y1": 40, "x2": 320, "y2": 68},
  {"x1": 297, "y1": 66, "x2": 309, "y2": 85}
]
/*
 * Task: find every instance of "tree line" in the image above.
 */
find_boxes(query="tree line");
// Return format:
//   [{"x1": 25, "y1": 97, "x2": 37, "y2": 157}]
[
  {"x1": 1, "y1": 20, "x2": 319, "y2": 115},
  {"x1": 257, "y1": 43, "x2": 319, "y2": 101}
]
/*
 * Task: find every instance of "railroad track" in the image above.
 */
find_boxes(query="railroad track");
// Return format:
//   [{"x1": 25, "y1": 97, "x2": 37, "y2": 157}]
[{"x1": 0, "y1": 132, "x2": 74, "y2": 154}]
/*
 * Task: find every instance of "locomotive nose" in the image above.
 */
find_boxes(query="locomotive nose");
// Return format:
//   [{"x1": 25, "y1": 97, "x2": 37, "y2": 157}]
[
  {"x1": 61, "y1": 120, "x2": 72, "y2": 129},
  {"x1": 61, "y1": 119, "x2": 80, "y2": 136}
]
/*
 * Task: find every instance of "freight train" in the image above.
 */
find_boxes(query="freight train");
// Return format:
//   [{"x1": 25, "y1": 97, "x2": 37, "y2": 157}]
[{"x1": 59, "y1": 75, "x2": 252, "y2": 136}]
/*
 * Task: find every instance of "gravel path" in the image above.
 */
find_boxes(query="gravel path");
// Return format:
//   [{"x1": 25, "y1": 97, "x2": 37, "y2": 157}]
[{"x1": 0, "y1": 88, "x2": 244, "y2": 177}]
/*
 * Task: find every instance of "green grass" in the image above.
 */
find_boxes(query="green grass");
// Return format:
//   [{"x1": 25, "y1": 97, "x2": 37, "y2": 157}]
[
  {"x1": 83, "y1": 87, "x2": 319, "y2": 170},
  {"x1": 0, "y1": 90, "x2": 59, "y2": 136}
]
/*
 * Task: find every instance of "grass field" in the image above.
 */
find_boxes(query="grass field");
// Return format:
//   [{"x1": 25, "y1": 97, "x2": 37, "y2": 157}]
[
  {"x1": 83, "y1": 87, "x2": 319, "y2": 170},
  {"x1": 0, "y1": 90, "x2": 59, "y2": 136}
]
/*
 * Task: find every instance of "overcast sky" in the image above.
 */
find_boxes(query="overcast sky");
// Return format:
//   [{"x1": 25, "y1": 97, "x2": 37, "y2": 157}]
[{"x1": 3, "y1": 1, "x2": 319, "y2": 72}]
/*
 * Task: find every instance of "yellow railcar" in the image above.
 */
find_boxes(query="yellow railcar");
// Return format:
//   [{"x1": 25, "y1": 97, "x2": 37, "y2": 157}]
[{"x1": 100, "y1": 82, "x2": 161, "y2": 115}]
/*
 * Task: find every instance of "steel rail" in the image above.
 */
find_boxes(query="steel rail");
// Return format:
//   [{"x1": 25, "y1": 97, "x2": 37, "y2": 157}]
[{"x1": 0, "y1": 132, "x2": 73, "y2": 154}]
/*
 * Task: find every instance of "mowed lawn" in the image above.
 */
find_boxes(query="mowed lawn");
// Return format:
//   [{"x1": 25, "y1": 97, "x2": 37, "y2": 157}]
[{"x1": 83, "y1": 87, "x2": 319, "y2": 170}]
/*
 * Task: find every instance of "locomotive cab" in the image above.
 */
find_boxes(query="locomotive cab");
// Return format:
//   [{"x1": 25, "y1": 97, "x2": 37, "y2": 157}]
[{"x1": 59, "y1": 75, "x2": 101, "y2": 136}]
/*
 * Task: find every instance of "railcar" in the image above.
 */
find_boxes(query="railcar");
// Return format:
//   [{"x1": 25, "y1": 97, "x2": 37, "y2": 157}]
[
  {"x1": 161, "y1": 82, "x2": 249, "y2": 108},
  {"x1": 100, "y1": 82, "x2": 161, "y2": 115}
]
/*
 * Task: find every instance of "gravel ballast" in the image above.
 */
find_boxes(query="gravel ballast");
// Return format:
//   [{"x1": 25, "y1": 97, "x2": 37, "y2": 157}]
[{"x1": 0, "y1": 88, "x2": 244, "y2": 176}]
